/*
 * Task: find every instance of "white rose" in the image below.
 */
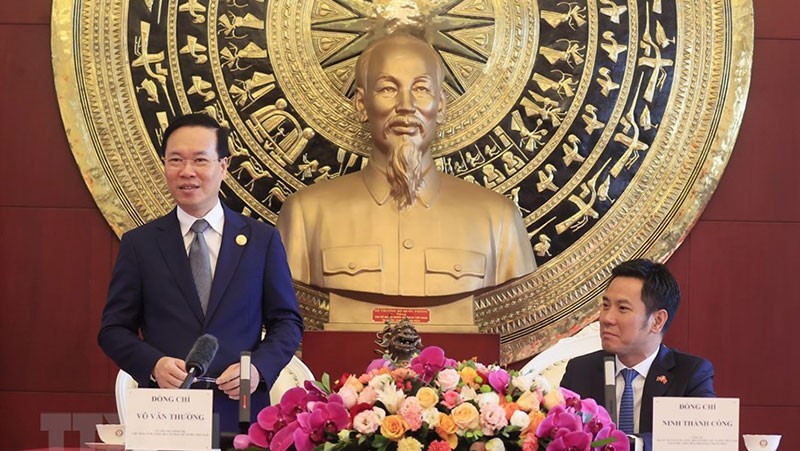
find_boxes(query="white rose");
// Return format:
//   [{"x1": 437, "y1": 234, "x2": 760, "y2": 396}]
[
  {"x1": 509, "y1": 410, "x2": 531, "y2": 429},
  {"x1": 372, "y1": 406, "x2": 387, "y2": 421},
  {"x1": 460, "y1": 385, "x2": 478, "y2": 401},
  {"x1": 477, "y1": 392, "x2": 500, "y2": 409},
  {"x1": 485, "y1": 437, "x2": 506, "y2": 451},
  {"x1": 534, "y1": 375, "x2": 552, "y2": 394},
  {"x1": 436, "y1": 368, "x2": 460, "y2": 391},
  {"x1": 422, "y1": 407, "x2": 440, "y2": 428},
  {"x1": 511, "y1": 375, "x2": 533, "y2": 392}
]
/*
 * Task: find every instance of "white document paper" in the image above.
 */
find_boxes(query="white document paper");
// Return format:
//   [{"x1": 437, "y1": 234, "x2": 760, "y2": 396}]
[
  {"x1": 653, "y1": 397, "x2": 739, "y2": 450},
  {"x1": 125, "y1": 388, "x2": 214, "y2": 450}
]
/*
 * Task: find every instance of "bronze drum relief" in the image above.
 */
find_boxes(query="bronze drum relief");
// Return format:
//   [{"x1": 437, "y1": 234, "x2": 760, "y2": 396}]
[{"x1": 52, "y1": 0, "x2": 753, "y2": 363}]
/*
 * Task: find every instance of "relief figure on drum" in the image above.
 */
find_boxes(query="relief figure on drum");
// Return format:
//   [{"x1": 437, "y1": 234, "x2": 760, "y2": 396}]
[{"x1": 276, "y1": 34, "x2": 536, "y2": 297}]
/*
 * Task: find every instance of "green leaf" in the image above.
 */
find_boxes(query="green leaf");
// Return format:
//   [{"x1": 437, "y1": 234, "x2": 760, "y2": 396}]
[
  {"x1": 414, "y1": 423, "x2": 429, "y2": 438},
  {"x1": 372, "y1": 435, "x2": 390, "y2": 449},
  {"x1": 321, "y1": 373, "x2": 332, "y2": 394},
  {"x1": 590, "y1": 437, "x2": 616, "y2": 447}
]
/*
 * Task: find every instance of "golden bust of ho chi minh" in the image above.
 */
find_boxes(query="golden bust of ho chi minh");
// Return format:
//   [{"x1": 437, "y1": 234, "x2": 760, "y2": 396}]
[{"x1": 276, "y1": 34, "x2": 536, "y2": 297}]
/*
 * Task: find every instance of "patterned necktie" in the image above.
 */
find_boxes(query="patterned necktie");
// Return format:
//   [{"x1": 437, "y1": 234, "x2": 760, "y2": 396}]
[
  {"x1": 619, "y1": 368, "x2": 638, "y2": 434},
  {"x1": 189, "y1": 219, "x2": 212, "y2": 314}
]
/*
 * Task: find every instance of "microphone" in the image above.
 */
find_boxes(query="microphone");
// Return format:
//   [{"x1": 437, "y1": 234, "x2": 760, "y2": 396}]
[
  {"x1": 180, "y1": 334, "x2": 219, "y2": 389},
  {"x1": 603, "y1": 355, "x2": 617, "y2": 424},
  {"x1": 238, "y1": 351, "x2": 251, "y2": 430}
]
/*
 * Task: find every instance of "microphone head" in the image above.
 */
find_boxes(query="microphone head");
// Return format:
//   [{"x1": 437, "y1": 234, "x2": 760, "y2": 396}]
[{"x1": 185, "y1": 334, "x2": 219, "y2": 377}]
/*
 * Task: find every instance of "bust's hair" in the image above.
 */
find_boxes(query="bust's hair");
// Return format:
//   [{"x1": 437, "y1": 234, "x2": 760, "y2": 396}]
[{"x1": 354, "y1": 33, "x2": 445, "y2": 90}]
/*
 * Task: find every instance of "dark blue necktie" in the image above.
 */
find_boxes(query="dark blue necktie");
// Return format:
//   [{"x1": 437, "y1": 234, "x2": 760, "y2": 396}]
[
  {"x1": 619, "y1": 368, "x2": 638, "y2": 434},
  {"x1": 189, "y1": 219, "x2": 212, "y2": 314}
]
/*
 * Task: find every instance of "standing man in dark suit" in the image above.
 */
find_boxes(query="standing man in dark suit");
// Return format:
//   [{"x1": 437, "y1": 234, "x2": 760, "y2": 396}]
[
  {"x1": 560, "y1": 259, "x2": 714, "y2": 451},
  {"x1": 98, "y1": 113, "x2": 303, "y2": 433}
]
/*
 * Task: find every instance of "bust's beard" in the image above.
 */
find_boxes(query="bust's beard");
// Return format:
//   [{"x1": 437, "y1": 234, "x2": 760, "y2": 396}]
[{"x1": 385, "y1": 133, "x2": 425, "y2": 211}]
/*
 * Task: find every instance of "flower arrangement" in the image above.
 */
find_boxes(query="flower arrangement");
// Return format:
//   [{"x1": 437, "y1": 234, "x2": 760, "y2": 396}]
[{"x1": 234, "y1": 346, "x2": 628, "y2": 451}]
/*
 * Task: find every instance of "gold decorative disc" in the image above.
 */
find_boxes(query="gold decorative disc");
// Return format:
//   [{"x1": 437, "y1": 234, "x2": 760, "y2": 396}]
[{"x1": 52, "y1": 0, "x2": 753, "y2": 363}]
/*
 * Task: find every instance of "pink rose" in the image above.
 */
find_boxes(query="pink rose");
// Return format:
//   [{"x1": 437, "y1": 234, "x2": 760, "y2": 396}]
[
  {"x1": 358, "y1": 386, "x2": 379, "y2": 405},
  {"x1": 480, "y1": 404, "x2": 508, "y2": 435},
  {"x1": 353, "y1": 409, "x2": 383, "y2": 434},
  {"x1": 337, "y1": 386, "x2": 358, "y2": 409},
  {"x1": 441, "y1": 390, "x2": 462, "y2": 409},
  {"x1": 399, "y1": 397, "x2": 423, "y2": 431}
]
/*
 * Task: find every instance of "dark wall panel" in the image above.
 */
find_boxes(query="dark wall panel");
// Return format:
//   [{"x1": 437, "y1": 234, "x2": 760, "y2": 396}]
[
  {"x1": 754, "y1": 0, "x2": 800, "y2": 40},
  {"x1": 663, "y1": 235, "x2": 691, "y2": 352},
  {"x1": 0, "y1": 24, "x2": 95, "y2": 209},
  {"x1": 741, "y1": 406, "x2": 798, "y2": 450},
  {"x1": 0, "y1": 0, "x2": 51, "y2": 24},
  {"x1": 0, "y1": 392, "x2": 116, "y2": 450},
  {"x1": 688, "y1": 221, "x2": 800, "y2": 405},
  {"x1": 702, "y1": 39, "x2": 800, "y2": 222},
  {"x1": 0, "y1": 207, "x2": 117, "y2": 392}
]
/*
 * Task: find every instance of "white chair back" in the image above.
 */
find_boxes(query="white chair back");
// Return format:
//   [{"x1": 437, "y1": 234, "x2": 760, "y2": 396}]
[
  {"x1": 114, "y1": 369, "x2": 139, "y2": 424},
  {"x1": 270, "y1": 356, "x2": 315, "y2": 404},
  {"x1": 520, "y1": 321, "x2": 601, "y2": 389}
]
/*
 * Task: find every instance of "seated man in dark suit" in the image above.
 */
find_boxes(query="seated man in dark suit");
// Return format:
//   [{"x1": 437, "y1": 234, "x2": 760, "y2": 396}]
[{"x1": 560, "y1": 259, "x2": 714, "y2": 451}]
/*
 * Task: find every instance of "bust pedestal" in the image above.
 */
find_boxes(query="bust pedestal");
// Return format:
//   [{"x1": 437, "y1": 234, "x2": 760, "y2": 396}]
[{"x1": 324, "y1": 291, "x2": 479, "y2": 332}]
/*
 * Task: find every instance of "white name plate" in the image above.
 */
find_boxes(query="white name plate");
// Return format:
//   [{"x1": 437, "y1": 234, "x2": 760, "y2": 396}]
[
  {"x1": 125, "y1": 388, "x2": 213, "y2": 450},
  {"x1": 653, "y1": 397, "x2": 739, "y2": 450}
]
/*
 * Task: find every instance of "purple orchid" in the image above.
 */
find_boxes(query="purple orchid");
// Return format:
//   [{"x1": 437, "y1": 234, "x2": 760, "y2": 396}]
[
  {"x1": 410, "y1": 346, "x2": 454, "y2": 383},
  {"x1": 232, "y1": 433, "x2": 251, "y2": 449},
  {"x1": 245, "y1": 421, "x2": 272, "y2": 449},
  {"x1": 256, "y1": 405, "x2": 288, "y2": 437},
  {"x1": 488, "y1": 369, "x2": 511, "y2": 395},
  {"x1": 269, "y1": 421, "x2": 300, "y2": 451},
  {"x1": 575, "y1": 398, "x2": 612, "y2": 435},
  {"x1": 592, "y1": 425, "x2": 630, "y2": 451},
  {"x1": 546, "y1": 429, "x2": 592, "y2": 451},
  {"x1": 561, "y1": 387, "x2": 582, "y2": 400},
  {"x1": 303, "y1": 379, "x2": 331, "y2": 404},
  {"x1": 366, "y1": 357, "x2": 394, "y2": 372},
  {"x1": 293, "y1": 401, "x2": 350, "y2": 451},
  {"x1": 537, "y1": 405, "x2": 583, "y2": 439},
  {"x1": 279, "y1": 387, "x2": 308, "y2": 421}
]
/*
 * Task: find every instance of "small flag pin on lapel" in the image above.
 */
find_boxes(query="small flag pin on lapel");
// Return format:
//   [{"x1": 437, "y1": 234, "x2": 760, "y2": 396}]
[{"x1": 656, "y1": 375, "x2": 668, "y2": 384}]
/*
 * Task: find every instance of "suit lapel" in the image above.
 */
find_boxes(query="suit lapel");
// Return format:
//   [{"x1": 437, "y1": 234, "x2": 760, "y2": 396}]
[
  {"x1": 640, "y1": 344, "x2": 675, "y2": 432},
  {"x1": 204, "y1": 207, "x2": 247, "y2": 325},
  {"x1": 592, "y1": 352, "x2": 612, "y2": 407},
  {"x1": 156, "y1": 210, "x2": 205, "y2": 324}
]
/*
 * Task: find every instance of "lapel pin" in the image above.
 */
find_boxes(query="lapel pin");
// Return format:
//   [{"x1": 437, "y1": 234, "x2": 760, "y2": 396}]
[
  {"x1": 656, "y1": 375, "x2": 668, "y2": 384},
  {"x1": 236, "y1": 234, "x2": 247, "y2": 246}
]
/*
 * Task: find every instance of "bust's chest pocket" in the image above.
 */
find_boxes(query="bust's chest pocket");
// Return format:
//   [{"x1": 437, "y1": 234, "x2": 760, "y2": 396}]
[
  {"x1": 322, "y1": 245, "x2": 383, "y2": 292},
  {"x1": 424, "y1": 248, "x2": 486, "y2": 295}
]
